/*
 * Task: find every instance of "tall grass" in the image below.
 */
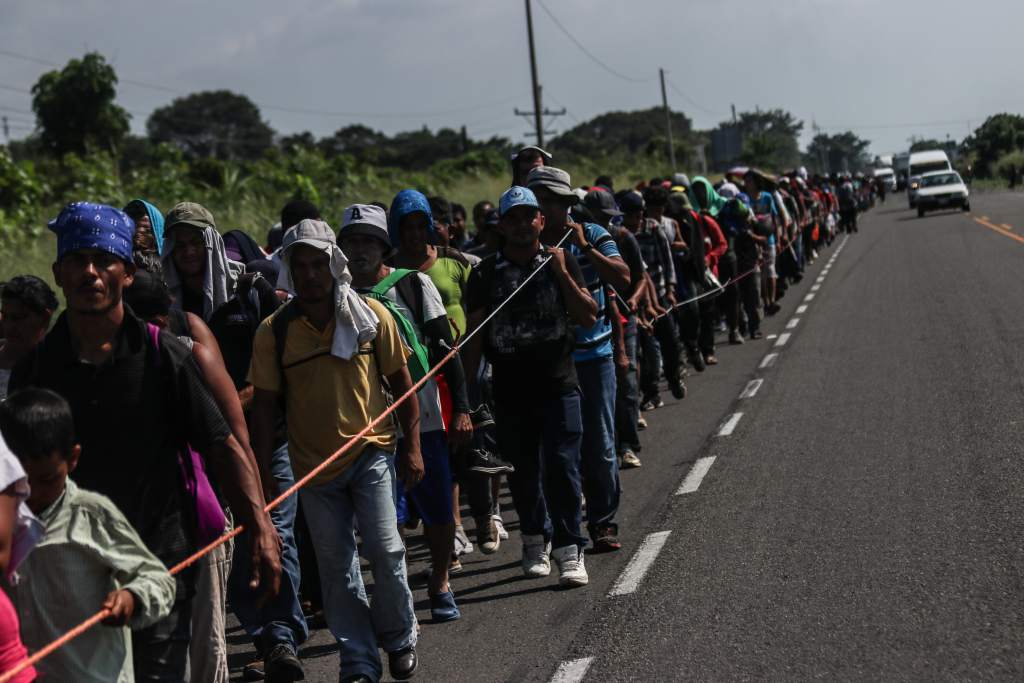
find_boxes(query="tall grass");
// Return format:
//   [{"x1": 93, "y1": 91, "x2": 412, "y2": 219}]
[{"x1": 0, "y1": 156, "x2": 672, "y2": 290}]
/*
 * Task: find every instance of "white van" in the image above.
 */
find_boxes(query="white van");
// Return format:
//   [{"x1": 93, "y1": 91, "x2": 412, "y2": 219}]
[
  {"x1": 873, "y1": 167, "x2": 896, "y2": 191},
  {"x1": 907, "y1": 150, "x2": 952, "y2": 207}
]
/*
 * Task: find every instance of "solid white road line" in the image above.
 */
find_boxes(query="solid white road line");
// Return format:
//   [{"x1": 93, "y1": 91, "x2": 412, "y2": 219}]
[
  {"x1": 786, "y1": 318, "x2": 800, "y2": 329},
  {"x1": 775, "y1": 332, "x2": 791, "y2": 347},
  {"x1": 609, "y1": 531, "x2": 672, "y2": 596},
  {"x1": 811, "y1": 284, "x2": 821, "y2": 292},
  {"x1": 759, "y1": 353, "x2": 778, "y2": 368},
  {"x1": 804, "y1": 293, "x2": 815, "y2": 301},
  {"x1": 717, "y1": 412, "x2": 743, "y2": 436},
  {"x1": 550, "y1": 657, "x2": 595, "y2": 683},
  {"x1": 739, "y1": 378, "x2": 763, "y2": 398},
  {"x1": 677, "y1": 456, "x2": 717, "y2": 495},
  {"x1": 796, "y1": 304, "x2": 808, "y2": 314}
]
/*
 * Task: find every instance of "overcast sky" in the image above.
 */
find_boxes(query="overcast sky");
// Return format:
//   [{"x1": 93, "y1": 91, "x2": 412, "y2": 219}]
[{"x1": 2, "y1": 0, "x2": 1022, "y2": 161}]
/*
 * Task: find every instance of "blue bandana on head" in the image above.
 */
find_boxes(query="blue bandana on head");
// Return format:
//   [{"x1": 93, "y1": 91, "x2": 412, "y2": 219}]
[
  {"x1": 387, "y1": 189, "x2": 434, "y2": 245},
  {"x1": 49, "y1": 202, "x2": 134, "y2": 263}
]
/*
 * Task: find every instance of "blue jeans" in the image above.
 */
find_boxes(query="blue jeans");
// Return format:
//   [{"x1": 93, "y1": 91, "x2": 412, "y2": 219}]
[
  {"x1": 495, "y1": 389, "x2": 586, "y2": 550},
  {"x1": 577, "y1": 356, "x2": 620, "y2": 534},
  {"x1": 229, "y1": 443, "x2": 307, "y2": 654},
  {"x1": 299, "y1": 447, "x2": 416, "y2": 681},
  {"x1": 615, "y1": 315, "x2": 641, "y2": 455}
]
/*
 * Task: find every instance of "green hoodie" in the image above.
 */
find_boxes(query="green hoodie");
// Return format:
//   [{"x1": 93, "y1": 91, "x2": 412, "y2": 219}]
[{"x1": 688, "y1": 176, "x2": 727, "y2": 217}]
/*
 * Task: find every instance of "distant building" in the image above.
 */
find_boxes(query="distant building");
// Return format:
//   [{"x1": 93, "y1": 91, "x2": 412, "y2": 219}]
[{"x1": 710, "y1": 125, "x2": 743, "y2": 171}]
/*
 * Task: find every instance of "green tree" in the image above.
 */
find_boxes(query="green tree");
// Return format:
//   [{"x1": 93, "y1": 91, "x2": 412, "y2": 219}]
[
  {"x1": 147, "y1": 90, "x2": 274, "y2": 161},
  {"x1": 550, "y1": 107, "x2": 695, "y2": 165},
  {"x1": 730, "y1": 109, "x2": 803, "y2": 170},
  {"x1": 908, "y1": 137, "x2": 945, "y2": 153},
  {"x1": 31, "y1": 52, "x2": 131, "y2": 156},
  {"x1": 804, "y1": 131, "x2": 871, "y2": 174},
  {"x1": 963, "y1": 113, "x2": 1024, "y2": 178}
]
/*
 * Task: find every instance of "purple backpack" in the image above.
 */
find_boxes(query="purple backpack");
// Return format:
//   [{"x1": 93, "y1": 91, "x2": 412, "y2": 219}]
[{"x1": 146, "y1": 323, "x2": 228, "y2": 547}]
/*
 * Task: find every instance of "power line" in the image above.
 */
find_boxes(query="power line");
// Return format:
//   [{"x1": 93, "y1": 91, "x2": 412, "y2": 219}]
[
  {"x1": 0, "y1": 48, "x2": 528, "y2": 121},
  {"x1": 666, "y1": 79, "x2": 727, "y2": 118},
  {"x1": 535, "y1": 0, "x2": 650, "y2": 84}
]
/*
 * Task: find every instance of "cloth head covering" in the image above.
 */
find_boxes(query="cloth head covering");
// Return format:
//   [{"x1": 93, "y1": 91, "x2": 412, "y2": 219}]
[
  {"x1": 278, "y1": 219, "x2": 379, "y2": 361},
  {"x1": 161, "y1": 205, "x2": 243, "y2": 321},
  {"x1": 0, "y1": 432, "x2": 43, "y2": 580},
  {"x1": 718, "y1": 182, "x2": 740, "y2": 199},
  {"x1": 688, "y1": 177, "x2": 728, "y2": 217},
  {"x1": 388, "y1": 189, "x2": 435, "y2": 246},
  {"x1": 124, "y1": 199, "x2": 166, "y2": 256},
  {"x1": 49, "y1": 202, "x2": 134, "y2": 263}
]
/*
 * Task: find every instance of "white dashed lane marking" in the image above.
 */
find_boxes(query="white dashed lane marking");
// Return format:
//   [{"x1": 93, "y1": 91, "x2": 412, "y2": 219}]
[
  {"x1": 760, "y1": 353, "x2": 778, "y2": 368},
  {"x1": 786, "y1": 318, "x2": 800, "y2": 329},
  {"x1": 717, "y1": 412, "x2": 743, "y2": 436},
  {"x1": 677, "y1": 456, "x2": 717, "y2": 495},
  {"x1": 796, "y1": 304, "x2": 808, "y2": 314},
  {"x1": 608, "y1": 531, "x2": 673, "y2": 596},
  {"x1": 804, "y1": 293, "x2": 815, "y2": 302},
  {"x1": 739, "y1": 378, "x2": 763, "y2": 398},
  {"x1": 810, "y1": 284, "x2": 821, "y2": 292},
  {"x1": 550, "y1": 657, "x2": 595, "y2": 683},
  {"x1": 775, "y1": 332, "x2": 791, "y2": 347}
]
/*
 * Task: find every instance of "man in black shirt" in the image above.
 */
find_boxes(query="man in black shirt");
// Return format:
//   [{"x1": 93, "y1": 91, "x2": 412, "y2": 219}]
[
  {"x1": 12, "y1": 202, "x2": 281, "y2": 681},
  {"x1": 464, "y1": 186, "x2": 597, "y2": 589}
]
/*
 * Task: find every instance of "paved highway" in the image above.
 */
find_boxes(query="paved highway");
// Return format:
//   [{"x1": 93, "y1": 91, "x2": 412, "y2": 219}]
[{"x1": 229, "y1": 190, "x2": 1024, "y2": 682}]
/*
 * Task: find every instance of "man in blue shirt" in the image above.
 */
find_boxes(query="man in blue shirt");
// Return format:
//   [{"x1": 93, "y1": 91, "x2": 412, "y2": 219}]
[{"x1": 528, "y1": 167, "x2": 631, "y2": 552}]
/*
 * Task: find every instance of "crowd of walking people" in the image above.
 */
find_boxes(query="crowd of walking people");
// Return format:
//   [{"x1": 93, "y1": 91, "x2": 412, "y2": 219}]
[{"x1": 0, "y1": 146, "x2": 874, "y2": 682}]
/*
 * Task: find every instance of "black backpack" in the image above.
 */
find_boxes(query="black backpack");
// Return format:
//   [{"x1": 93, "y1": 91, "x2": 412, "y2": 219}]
[{"x1": 208, "y1": 272, "x2": 280, "y2": 389}]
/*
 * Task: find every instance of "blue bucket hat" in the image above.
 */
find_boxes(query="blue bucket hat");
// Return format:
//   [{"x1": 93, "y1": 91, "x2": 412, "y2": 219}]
[
  {"x1": 388, "y1": 189, "x2": 435, "y2": 245},
  {"x1": 49, "y1": 202, "x2": 134, "y2": 263}
]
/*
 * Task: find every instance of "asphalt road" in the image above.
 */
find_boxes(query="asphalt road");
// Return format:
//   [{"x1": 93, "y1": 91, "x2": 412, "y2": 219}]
[{"x1": 228, "y1": 189, "x2": 1024, "y2": 682}]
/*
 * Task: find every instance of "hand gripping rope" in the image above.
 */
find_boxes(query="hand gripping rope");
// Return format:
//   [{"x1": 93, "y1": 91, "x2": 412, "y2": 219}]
[{"x1": 0, "y1": 230, "x2": 574, "y2": 681}]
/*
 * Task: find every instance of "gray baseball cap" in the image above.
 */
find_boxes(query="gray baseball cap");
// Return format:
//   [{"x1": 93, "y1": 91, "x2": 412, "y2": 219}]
[
  {"x1": 526, "y1": 166, "x2": 578, "y2": 202},
  {"x1": 583, "y1": 190, "x2": 623, "y2": 217},
  {"x1": 281, "y1": 218, "x2": 337, "y2": 256}
]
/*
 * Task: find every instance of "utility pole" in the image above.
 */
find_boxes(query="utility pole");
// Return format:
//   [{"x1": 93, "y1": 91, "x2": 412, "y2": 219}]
[
  {"x1": 659, "y1": 68, "x2": 676, "y2": 171},
  {"x1": 515, "y1": 2, "x2": 565, "y2": 144},
  {"x1": 1, "y1": 116, "x2": 8, "y2": 144},
  {"x1": 524, "y1": 0, "x2": 544, "y2": 146}
]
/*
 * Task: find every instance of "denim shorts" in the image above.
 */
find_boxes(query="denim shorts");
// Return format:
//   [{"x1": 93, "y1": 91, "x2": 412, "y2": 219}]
[{"x1": 396, "y1": 430, "x2": 455, "y2": 526}]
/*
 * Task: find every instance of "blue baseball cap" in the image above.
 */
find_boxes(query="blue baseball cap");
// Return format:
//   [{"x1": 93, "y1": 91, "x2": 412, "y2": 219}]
[{"x1": 499, "y1": 186, "x2": 540, "y2": 217}]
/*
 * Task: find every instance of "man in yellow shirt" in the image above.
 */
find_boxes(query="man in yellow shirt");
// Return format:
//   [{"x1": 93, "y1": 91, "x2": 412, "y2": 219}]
[{"x1": 248, "y1": 219, "x2": 423, "y2": 683}]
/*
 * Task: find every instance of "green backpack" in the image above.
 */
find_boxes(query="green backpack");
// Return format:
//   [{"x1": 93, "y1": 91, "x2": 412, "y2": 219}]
[{"x1": 364, "y1": 269, "x2": 432, "y2": 383}]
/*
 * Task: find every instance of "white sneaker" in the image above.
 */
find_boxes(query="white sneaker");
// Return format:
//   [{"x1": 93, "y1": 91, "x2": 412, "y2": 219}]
[
  {"x1": 521, "y1": 534, "x2": 551, "y2": 578},
  {"x1": 552, "y1": 545, "x2": 588, "y2": 587},
  {"x1": 493, "y1": 515, "x2": 509, "y2": 540}
]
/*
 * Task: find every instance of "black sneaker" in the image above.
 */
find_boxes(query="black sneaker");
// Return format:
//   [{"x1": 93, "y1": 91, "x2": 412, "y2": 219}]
[
  {"x1": 669, "y1": 376, "x2": 687, "y2": 400},
  {"x1": 687, "y1": 352, "x2": 706, "y2": 372},
  {"x1": 265, "y1": 643, "x2": 304, "y2": 682},
  {"x1": 468, "y1": 449, "x2": 514, "y2": 474}
]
